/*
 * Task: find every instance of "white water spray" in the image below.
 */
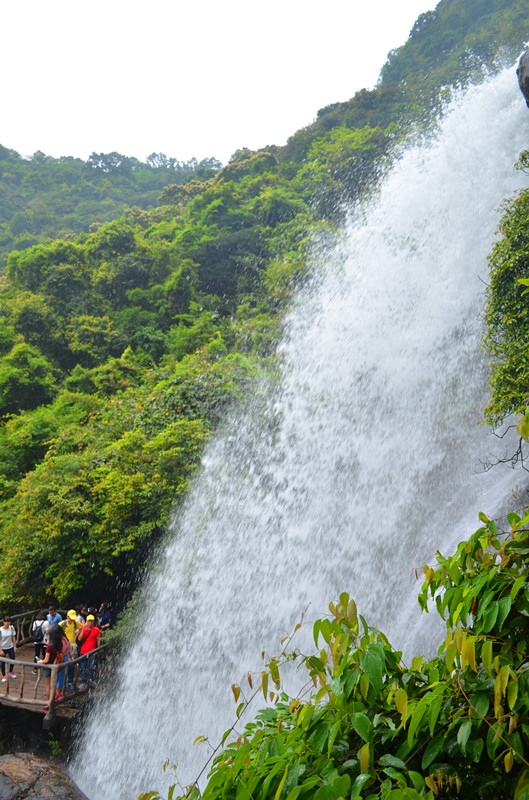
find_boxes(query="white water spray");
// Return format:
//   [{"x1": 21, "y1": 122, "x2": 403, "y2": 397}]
[{"x1": 73, "y1": 68, "x2": 529, "y2": 799}]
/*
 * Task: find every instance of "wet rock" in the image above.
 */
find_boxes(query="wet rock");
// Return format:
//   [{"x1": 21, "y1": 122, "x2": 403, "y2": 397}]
[
  {"x1": 0, "y1": 753, "x2": 88, "y2": 799},
  {"x1": 517, "y1": 50, "x2": 529, "y2": 107}
]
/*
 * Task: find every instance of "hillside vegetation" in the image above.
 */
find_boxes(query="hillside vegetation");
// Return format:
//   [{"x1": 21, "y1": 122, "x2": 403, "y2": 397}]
[
  {"x1": 0, "y1": 0, "x2": 528, "y2": 613},
  {"x1": 0, "y1": 148, "x2": 221, "y2": 267}
]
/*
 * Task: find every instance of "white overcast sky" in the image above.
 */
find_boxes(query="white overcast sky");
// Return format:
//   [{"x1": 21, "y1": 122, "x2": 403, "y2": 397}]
[{"x1": 1, "y1": 0, "x2": 438, "y2": 165}]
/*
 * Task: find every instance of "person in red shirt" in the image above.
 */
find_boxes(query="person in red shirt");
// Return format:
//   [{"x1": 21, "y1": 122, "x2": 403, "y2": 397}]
[{"x1": 78, "y1": 614, "x2": 101, "y2": 689}]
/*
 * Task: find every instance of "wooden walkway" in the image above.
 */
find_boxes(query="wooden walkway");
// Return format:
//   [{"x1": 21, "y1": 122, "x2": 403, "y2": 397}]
[{"x1": 0, "y1": 610, "x2": 108, "y2": 728}]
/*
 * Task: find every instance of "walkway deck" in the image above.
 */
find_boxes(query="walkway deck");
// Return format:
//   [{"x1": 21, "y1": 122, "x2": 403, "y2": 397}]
[{"x1": 0, "y1": 610, "x2": 108, "y2": 728}]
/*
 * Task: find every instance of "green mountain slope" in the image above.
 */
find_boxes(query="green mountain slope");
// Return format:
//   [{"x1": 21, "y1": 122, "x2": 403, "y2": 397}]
[{"x1": 0, "y1": 147, "x2": 221, "y2": 266}]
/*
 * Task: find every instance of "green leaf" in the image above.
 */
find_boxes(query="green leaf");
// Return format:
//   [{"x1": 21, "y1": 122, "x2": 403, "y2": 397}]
[
  {"x1": 350, "y1": 773, "x2": 372, "y2": 799},
  {"x1": 466, "y1": 737, "x2": 484, "y2": 763},
  {"x1": 421, "y1": 735, "x2": 445, "y2": 769},
  {"x1": 407, "y1": 702, "x2": 427, "y2": 747},
  {"x1": 314, "y1": 786, "x2": 340, "y2": 800},
  {"x1": 517, "y1": 415, "x2": 529, "y2": 441},
  {"x1": 482, "y1": 601, "x2": 499, "y2": 633},
  {"x1": 335, "y1": 775, "x2": 351, "y2": 796},
  {"x1": 497, "y1": 596, "x2": 512, "y2": 631},
  {"x1": 285, "y1": 788, "x2": 303, "y2": 800},
  {"x1": 470, "y1": 692, "x2": 489, "y2": 720},
  {"x1": 360, "y1": 644, "x2": 384, "y2": 694},
  {"x1": 351, "y1": 712, "x2": 372, "y2": 743},
  {"x1": 274, "y1": 767, "x2": 288, "y2": 800},
  {"x1": 514, "y1": 769, "x2": 529, "y2": 800},
  {"x1": 382, "y1": 767, "x2": 406, "y2": 785},
  {"x1": 310, "y1": 723, "x2": 329, "y2": 754},
  {"x1": 408, "y1": 771, "x2": 425, "y2": 791},
  {"x1": 457, "y1": 719, "x2": 472, "y2": 752},
  {"x1": 327, "y1": 715, "x2": 343, "y2": 754},
  {"x1": 508, "y1": 678, "x2": 519, "y2": 710},
  {"x1": 378, "y1": 753, "x2": 407, "y2": 769},
  {"x1": 486, "y1": 723, "x2": 503, "y2": 759},
  {"x1": 482, "y1": 639, "x2": 493, "y2": 677},
  {"x1": 511, "y1": 575, "x2": 526, "y2": 602},
  {"x1": 313, "y1": 619, "x2": 321, "y2": 648},
  {"x1": 428, "y1": 695, "x2": 443, "y2": 736},
  {"x1": 395, "y1": 687, "x2": 408, "y2": 727},
  {"x1": 346, "y1": 598, "x2": 358, "y2": 626}
]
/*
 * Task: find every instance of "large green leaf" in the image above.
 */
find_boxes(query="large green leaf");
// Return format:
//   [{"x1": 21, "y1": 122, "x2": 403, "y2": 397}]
[
  {"x1": 360, "y1": 644, "x2": 384, "y2": 694},
  {"x1": 351, "y1": 712, "x2": 372, "y2": 743},
  {"x1": 457, "y1": 719, "x2": 472, "y2": 753},
  {"x1": 421, "y1": 735, "x2": 445, "y2": 769}
]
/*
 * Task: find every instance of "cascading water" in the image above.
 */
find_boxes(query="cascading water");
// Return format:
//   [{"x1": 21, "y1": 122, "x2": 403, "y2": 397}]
[{"x1": 73, "y1": 67, "x2": 529, "y2": 799}]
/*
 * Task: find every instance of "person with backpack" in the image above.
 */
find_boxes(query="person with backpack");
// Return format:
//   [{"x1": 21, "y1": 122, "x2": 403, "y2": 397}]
[{"x1": 31, "y1": 610, "x2": 49, "y2": 673}]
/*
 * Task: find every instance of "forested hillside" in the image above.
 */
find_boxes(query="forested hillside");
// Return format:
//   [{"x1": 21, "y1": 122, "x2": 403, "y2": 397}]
[
  {"x1": 0, "y1": 147, "x2": 220, "y2": 266},
  {"x1": 1, "y1": 0, "x2": 528, "y2": 611}
]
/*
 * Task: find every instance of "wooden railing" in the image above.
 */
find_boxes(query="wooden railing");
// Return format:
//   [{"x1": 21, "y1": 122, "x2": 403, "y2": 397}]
[{"x1": 0, "y1": 645, "x2": 107, "y2": 726}]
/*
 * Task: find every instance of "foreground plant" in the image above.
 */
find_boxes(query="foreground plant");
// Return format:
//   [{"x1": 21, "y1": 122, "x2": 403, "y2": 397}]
[{"x1": 140, "y1": 508, "x2": 529, "y2": 800}]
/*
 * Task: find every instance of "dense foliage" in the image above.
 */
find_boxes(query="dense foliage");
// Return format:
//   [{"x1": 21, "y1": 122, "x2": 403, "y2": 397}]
[
  {"x1": 139, "y1": 509, "x2": 529, "y2": 800},
  {"x1": 0, "y1": 152, "x2": 326, "y2": 606},
  {"x1": 484, "y1": 153, "x2": 529, "y2": 427},
  {"x1": 0, "y1": 146, "x2": 221, "y2": 267}
]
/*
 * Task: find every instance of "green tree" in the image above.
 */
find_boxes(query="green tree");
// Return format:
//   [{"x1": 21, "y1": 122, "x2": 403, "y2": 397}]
[
  {"x1": 483, "y1": 177, "x2": 529, "y2": 425},
  {"x1": 0, "y1": 342, "x2": 56, "y2": 415}
]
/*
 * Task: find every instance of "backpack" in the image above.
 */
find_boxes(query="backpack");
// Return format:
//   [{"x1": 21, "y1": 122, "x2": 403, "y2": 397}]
[{"x1": 32, "y1": 620, "x2": 44, "y2": 642}]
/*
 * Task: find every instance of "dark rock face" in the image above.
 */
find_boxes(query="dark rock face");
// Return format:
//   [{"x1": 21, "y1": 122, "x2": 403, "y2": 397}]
[
  {"x1": 517, "y1": 50, "x2": 529, "y2": 107},
  {"x1": 0, "y1": 753, "x2": 88, "y2": 800}
]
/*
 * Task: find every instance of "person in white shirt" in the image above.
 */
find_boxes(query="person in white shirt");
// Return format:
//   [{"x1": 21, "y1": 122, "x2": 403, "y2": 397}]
[{"x1": 0, "y1": 616, "x2": 17, "y2": 681}]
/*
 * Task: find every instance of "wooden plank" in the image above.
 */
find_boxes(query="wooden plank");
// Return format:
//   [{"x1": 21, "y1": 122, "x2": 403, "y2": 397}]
[{"x1": 0, "y1": 696, "x2": 79, "y2": 718}]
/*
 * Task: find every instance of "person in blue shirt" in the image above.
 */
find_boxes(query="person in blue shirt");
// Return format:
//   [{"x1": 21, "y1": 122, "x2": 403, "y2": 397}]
[
  {"x1": 98, "y1": 602, "x2": 114, "y2": 631},
  {"x1": 47, "y1": 607, "x2": 62, "y2": 626}
]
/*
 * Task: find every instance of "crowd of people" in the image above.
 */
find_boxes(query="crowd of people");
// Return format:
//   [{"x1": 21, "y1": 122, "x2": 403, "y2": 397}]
[{"x1": 0, "y1": 603, "x2": 114, "y2": 711}]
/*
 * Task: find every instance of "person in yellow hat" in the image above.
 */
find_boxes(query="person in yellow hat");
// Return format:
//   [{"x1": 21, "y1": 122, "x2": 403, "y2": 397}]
[{"x1": 59, "y1": 610, "x2": 82, "y2": 690}]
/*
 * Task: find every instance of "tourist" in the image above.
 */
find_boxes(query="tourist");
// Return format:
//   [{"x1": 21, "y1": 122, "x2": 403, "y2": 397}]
[
  {"x1": 37, "y1": 624, "x2": 68, "y2": 709},
  {"x1": 59, "y1": 610, "x2": 82, "y2": 689},
  {"x1": 55, "y1": 625, "x2": 70, "y2": 700},
  {"x1": 98, "y1": 602, "x2": 114, "y2": 631},
  {"x1": 78, "y1": 614, "x2": 101, "y2": 688},
  {"x1": 47, "y1": 606, "x2": 62, "y2": 626},
  {"x1": 87, "y1": 606, "x2": 99, "y2": 625},
  {"x1": 0, "y1": 616, "x2": 17, "y2": 681},
  {"x1": 76, "y1": 604, "x2": 88, "y2": 625},
  {"x1": 31, "y1": 610, "x2": 49, "y2": 672}
]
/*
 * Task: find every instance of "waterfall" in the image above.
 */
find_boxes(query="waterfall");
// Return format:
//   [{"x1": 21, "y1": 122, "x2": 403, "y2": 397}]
[{"x1": 72, "y1": 67, "x2": 529, "y2": 800}]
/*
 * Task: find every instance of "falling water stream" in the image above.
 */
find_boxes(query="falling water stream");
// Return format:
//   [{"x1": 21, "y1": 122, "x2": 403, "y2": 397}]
[{"x1": 73, "y1": 67, "x2": 529, "y2": 799}]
